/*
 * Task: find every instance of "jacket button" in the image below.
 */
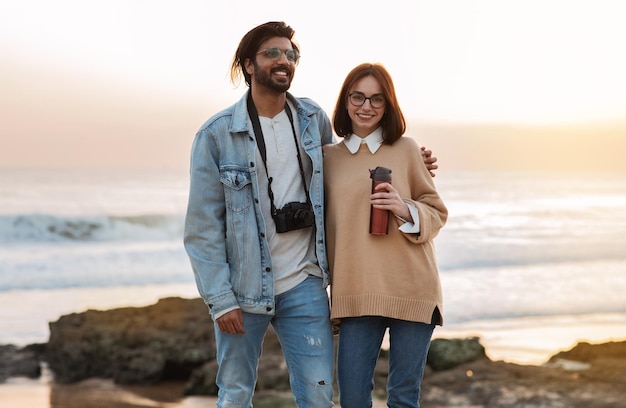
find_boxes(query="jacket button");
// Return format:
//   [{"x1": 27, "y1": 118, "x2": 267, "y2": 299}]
[
  {"x1": 265, "y1": 267, "x2": 271, "y2": 272},
  {"x1": 266, "y1": 307, "x2": 272, "y2": 312},
  {"x1": 260, "y1": 233, "x2": 265, "y2": 238}
]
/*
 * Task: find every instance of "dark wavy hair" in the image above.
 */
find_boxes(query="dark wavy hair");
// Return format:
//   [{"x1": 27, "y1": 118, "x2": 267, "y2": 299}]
[
  {"x1": 230, "y1": 21, "x2": 299, "y2": 87},
  {"x1": 333, "y1": 63, "x2": 406, "y2": 144}
]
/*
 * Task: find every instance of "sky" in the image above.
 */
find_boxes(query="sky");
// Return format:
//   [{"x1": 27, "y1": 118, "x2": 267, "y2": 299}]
[{"x1": 1, "y1": 0, "x2": 625, "y2": 171}]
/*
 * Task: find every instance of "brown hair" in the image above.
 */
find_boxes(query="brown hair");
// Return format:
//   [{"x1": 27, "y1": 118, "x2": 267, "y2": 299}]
[
  {"x1": 332, "y1": 63, "x2": 406, "y2": 144},
  {"x1": 230, "y1": 21, "x2": 299, "y2": 87}
]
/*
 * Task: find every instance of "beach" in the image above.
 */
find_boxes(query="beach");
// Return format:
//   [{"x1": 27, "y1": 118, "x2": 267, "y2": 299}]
[
  {"x1": 3, "y1": 0, "x2": 626, "y2": 404},
  {"x1": 2, "y1": 312, "x2": 626, "y2": 408},
  {"x1": 1, "y1": 168, "x2": 625, "y2": 407},
  {"x1": 0, "y1": 374, "x2": 219, "y2": 408},
  {"x1": 3, "y1": 281, "x2": 626, "y2": 365}
]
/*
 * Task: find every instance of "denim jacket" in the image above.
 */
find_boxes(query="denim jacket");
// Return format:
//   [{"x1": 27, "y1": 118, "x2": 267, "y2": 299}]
[{"x1": 184, "y1": 91, "x2": 334, "y2": 319}]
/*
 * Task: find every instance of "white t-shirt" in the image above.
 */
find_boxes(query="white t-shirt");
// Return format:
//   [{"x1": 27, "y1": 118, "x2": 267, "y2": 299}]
[{"x1": 252, "y1": 102, "x2": 321, "y2": 295}]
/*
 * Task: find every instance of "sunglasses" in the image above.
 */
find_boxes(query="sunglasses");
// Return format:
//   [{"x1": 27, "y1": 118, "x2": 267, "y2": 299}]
[{"x1": 256, "y1": 47, "x2": 300, "y2": 64}]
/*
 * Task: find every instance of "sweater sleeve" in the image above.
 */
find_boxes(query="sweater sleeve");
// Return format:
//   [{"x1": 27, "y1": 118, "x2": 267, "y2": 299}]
[{"x1": 400, "y1": 138, "x2": 448, "y2": 244}]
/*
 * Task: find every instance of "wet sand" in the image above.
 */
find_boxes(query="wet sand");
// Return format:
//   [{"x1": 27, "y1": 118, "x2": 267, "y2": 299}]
[
  {"x1": 2, "y1": 374, "x2": 390, "y2": 408},
  {"x1": 0, "y1": 374, "x2": 218, "y2": 408}
]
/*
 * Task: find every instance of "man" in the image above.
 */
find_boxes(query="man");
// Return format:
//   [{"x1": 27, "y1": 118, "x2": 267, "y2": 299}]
[{"x1": 184, "y1": 21, "x2": 438, "y2": 407}]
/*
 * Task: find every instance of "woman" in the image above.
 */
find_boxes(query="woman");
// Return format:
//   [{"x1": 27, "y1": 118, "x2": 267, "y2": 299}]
[{"x1": 323, "y1": 63, "x2": 448, "y2": 407}]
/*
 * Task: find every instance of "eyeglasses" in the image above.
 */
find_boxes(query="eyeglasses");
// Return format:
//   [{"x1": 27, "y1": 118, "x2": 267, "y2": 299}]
[
  {"x1": 348, "y1": 92, "x2": 386, "y2": 109},
  {"x1": 256, "y1": 47, "x2": 300, "y2": 64}
]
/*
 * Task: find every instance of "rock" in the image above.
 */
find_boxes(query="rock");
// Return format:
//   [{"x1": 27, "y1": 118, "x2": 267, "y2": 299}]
[
  {"x1": 255, "y1": 351, "x2": 291, "y2": 392},
  {"x1": 421, "y1": 341, "x2": 626, "y2": 408},
  {"x1": 549, "y1": 340, "x2": 626, "y2": 363},
  {"x1": 0, "y1": 343, "x2": 44, "y2": 382},
  {"x1": 47, "y1": 297, "x2": 216, "y2": 384},
  {"x1": 427, "y1": 337, "x2": 487, "y2": 371},
  {"x1": 37, "y1": 297, "x2": 626, "y2": 406},
  {"x1": 184, "y1": 360, "x2": 219, "y2": 396},
  {"x1": 46, "y1": 296, "x2": 291, "y2": 391}
]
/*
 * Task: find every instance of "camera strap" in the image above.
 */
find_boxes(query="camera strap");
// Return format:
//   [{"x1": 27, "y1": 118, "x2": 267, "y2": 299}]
[{"x1": 246, "y1": 91, "x2": 311, "y2": 214}]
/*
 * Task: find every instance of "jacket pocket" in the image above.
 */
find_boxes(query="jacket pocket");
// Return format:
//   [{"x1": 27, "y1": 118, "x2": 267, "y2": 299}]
[{"x1": 220, "y1": 168, "x2": 252, "y2": 213}]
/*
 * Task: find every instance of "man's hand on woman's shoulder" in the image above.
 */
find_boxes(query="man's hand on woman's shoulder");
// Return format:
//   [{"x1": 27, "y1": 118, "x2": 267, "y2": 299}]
[{"x1": 421, "y1": 146, "x2": 438, "y2": 177}]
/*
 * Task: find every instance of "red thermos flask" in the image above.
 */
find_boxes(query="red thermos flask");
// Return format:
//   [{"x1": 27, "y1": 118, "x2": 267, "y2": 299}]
[{"x1": 369, "y1": 166, "x2": 392, "y2": 235}]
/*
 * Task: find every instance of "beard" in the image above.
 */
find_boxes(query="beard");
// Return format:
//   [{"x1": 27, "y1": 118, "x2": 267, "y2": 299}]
[{"x1": 253, "y1": 61, "x2": 292, "y2": 93}]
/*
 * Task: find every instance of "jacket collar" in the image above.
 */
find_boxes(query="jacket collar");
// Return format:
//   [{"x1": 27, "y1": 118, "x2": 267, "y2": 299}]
[{"x1": 230, "y1": 90, "x2": 318, "y2": 135}]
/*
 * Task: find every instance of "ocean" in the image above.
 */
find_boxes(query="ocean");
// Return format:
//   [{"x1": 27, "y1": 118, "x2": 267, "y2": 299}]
[{"x1": 1, "y1": 168, "x2": 626, "y2": 364}]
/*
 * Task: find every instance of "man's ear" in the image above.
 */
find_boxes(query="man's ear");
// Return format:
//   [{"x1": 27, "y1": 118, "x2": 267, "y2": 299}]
[{"x1": 244, "y1": 58, "x2": 254, "y2": 75}]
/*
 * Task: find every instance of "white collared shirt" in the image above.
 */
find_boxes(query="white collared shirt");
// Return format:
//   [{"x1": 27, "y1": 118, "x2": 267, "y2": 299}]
[
  {"x1": 344, "y1": 127, "x2": 384, "y2": 154},
  {"x1": 343, "y1": 128, "x2": 421, "y2": 234}
]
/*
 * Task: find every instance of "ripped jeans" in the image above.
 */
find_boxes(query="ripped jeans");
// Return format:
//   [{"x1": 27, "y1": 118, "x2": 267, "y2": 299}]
[{"x1": 214, "y1": 276, "x2": 334, "y2": 408}]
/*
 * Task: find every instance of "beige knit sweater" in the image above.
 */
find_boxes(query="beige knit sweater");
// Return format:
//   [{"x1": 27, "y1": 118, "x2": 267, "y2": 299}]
[{"x1": 323, "y1": 136, "x2": 448, "y2": 325}]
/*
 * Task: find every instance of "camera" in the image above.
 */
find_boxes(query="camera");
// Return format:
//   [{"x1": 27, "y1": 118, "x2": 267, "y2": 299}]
[{"x1": 273, "y1": 201, "x2": 315, "y2": 233}]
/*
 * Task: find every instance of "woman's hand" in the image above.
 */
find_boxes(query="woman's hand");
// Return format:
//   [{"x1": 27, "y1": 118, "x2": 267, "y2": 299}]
[{"x1": 370, "y1": 182, "x2": 412, "y2": 223}]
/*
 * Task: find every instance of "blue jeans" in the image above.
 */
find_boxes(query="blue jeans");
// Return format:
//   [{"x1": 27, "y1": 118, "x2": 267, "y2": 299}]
[
  {"x1": 337, "y1": 316, "x2": 435, "y2": 408},
  {"x1": 214, "y1": 276, "x2": 334, "y2": 408}
]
